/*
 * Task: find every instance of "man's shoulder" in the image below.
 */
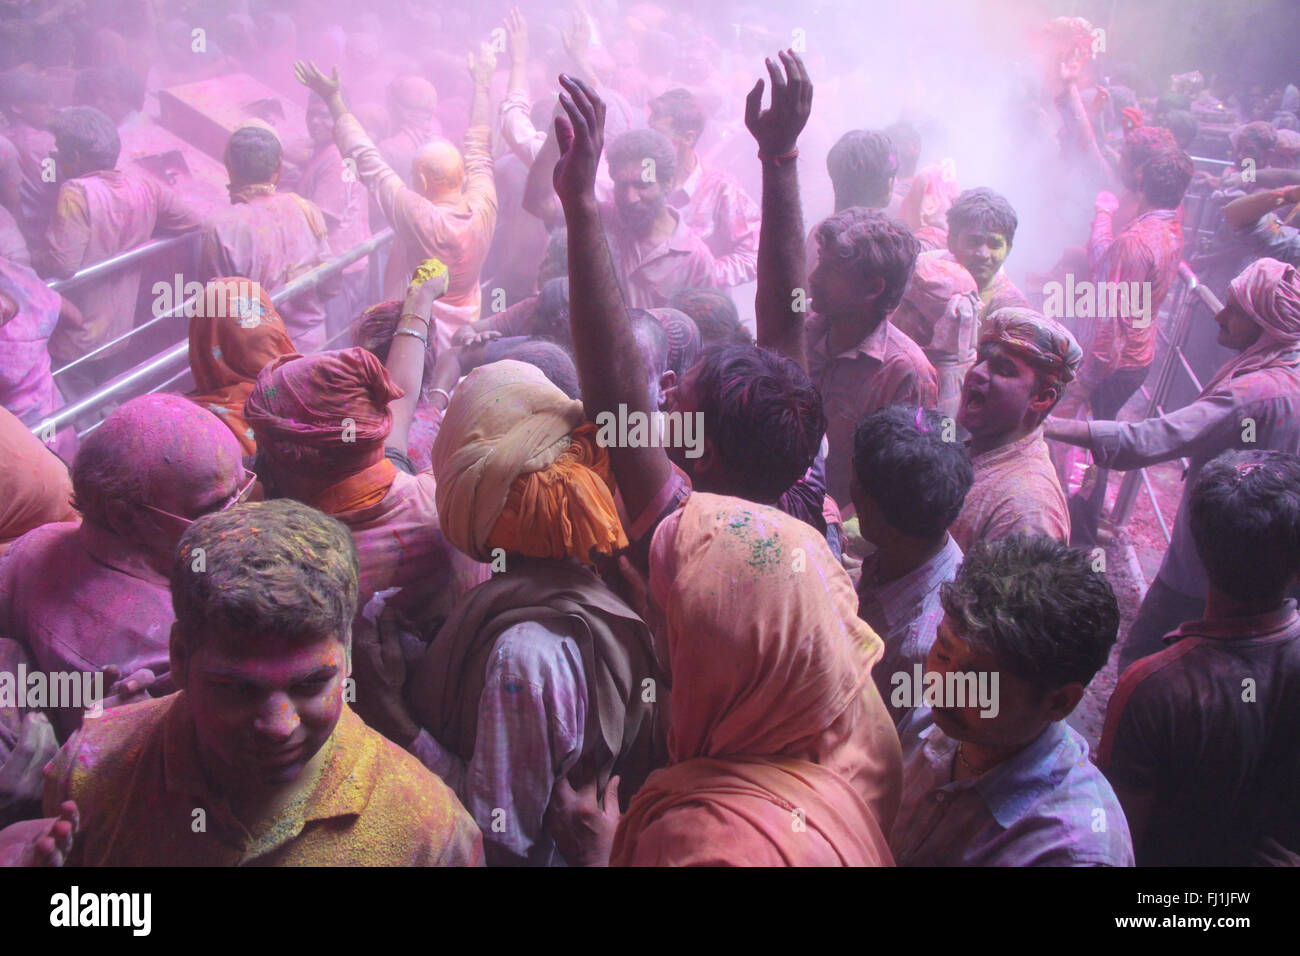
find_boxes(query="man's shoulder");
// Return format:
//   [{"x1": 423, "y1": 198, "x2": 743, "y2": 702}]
[
  {"x1": 882, "y1": 320, "x2": 938, "y2": 369},
  {"x1": 48, "y1": 696, "x2": 172, "y2": 805}
]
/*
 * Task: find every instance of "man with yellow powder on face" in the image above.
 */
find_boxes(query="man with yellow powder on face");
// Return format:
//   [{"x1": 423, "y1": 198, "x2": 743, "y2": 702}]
[
  {"x1": 19, "y1": 499, "x2": 482, "y2": 866},
  {"x1": 294, "y1": 48, "x2": 498, "y2": 352}
]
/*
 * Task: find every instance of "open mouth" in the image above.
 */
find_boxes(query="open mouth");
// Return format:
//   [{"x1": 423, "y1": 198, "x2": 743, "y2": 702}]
[{"x1": 963, "y1": 390, "x2": 988, "y2": 412}]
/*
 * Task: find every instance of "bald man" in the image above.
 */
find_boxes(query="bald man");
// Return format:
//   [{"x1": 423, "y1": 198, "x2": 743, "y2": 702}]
[
  {"x1": 296, "y1": 57, "x2": 497, "y2": 350},
  {"x1": 0, "y1": 394, "x2": 251, "y2": 742},
  {"x1": 380, "y1": 76, "x2": 441, "y2": 188}
]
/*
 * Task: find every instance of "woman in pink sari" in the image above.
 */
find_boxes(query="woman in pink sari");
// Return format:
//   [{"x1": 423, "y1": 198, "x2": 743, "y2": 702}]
[{"x1": 554, "y1": 492, "x2": 902, "y2": 866}]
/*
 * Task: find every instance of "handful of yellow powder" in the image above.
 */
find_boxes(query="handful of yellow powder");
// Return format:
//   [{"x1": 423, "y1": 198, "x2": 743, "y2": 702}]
[{"x1": 411, "y1": 257, "x2": 448, "y2": 288}]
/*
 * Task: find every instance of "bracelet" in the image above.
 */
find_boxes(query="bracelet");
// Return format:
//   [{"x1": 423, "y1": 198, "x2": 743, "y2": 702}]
[
  {"x1": 758, "y1": 147, "x2": 799, "y2": 166},
  {"x1": 394, "y1": 327, "x2": 429, "y2": 347},
  {"x1": 399, "y1": 312, "x2": 432, "y2": 328},
  {"x1": 429, "y1": 387, "x2": 452, "y2": 406}
]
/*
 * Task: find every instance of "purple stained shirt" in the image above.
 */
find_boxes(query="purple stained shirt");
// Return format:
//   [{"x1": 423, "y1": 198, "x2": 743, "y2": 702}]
[
  {"x1": 892, "y1": 707, "x2": 1134, "y2": 866},
  {"x1": 0, "y1": 255, "x2": 62, "y2": 422}
]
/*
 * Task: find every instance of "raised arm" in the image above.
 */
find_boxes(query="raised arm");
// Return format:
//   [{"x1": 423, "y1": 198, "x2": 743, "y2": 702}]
[
  {"x1": 552, "y1": 74, "x2": 671, "y2": 528},
  {"x1": 385, "y1": 264, "x2": 449, "y2": 452},
  {"x1": 747, "y1": 50, "x2": 813, "y2": 371}
]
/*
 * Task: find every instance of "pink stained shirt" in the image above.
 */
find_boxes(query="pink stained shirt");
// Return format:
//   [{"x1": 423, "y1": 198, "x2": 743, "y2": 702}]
[
  {"x1": 297, "y1": 143, "x2": 370, "y2": 277},
  {"x1": 198, "y1": 190, "x2": 336, "y2": 354},
  {"x1": 949, "y1": 427, "x2": 1071, "y2": 551},
  {"x1": 1082, "y1": 207, "x2": 1184, "y2": 383},
  {"x1": 806, "y1": 313, "x2": 940, "y2": 508},
  {"x1": 331, "y1": 469, "x2": 489, "y2": 638},
  {"x1": 0, "y1": 255, "x2": 62, "y2": 423},
  {"x1": 38, "y1": 168, "x2": 202, "y2": 364},
  {"x1": 3, "y1": 123, "x2": 55, "y2": 244},
  {"x1": 666, "y1": 160, "x2": 761, "y2": 288},
  {"x1": 334, "y1": 113, "x2": 497, "y2": 351},
  {"x1": 598, "y1": 201, "x2": 719, "y2": 310},
  {"x1": 0, "y1": 204, "x2": 29, "y2": 267},
  {"x1": 0, "y1": 520, "x2": 174, "y2": 740}
]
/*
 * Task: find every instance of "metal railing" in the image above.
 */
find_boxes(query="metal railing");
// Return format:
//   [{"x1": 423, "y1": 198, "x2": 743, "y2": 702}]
[
  {"x1": 1108, "y1": 261, "x2": 1223, "y2": 541},
  {"x1": 30, "y1": 228, "x2": 395, "y2": 442},
  {"x1": 44, "y1": 231, "x2": 199, "y2": 295}
]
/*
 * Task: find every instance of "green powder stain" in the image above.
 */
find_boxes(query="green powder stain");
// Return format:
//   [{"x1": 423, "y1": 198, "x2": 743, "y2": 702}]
[{"x1": 719, "y1": 510, "x2": 784, "y2": 571}]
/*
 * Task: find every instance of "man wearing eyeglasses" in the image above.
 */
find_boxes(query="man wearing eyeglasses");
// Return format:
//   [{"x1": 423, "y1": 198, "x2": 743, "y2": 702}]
[{"x1": 0, "y1": 394, "x2": 250, "y2": 758}]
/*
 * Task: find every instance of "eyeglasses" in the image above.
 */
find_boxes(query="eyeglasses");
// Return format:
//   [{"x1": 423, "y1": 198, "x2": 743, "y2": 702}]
[{"x1": 138, "y1": 468, "x2": 259, "y2": 530}]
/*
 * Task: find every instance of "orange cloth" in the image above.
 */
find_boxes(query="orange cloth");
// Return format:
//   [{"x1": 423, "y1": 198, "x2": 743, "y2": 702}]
[
  {"x1": 44, "y1": 693, "x2": 483, "y2": 866},
  {"x1": 610, "y1": 493, "x2": 901, "y2": 867},
  {"x1": 0, "y1": 406, "x2": 78, "y2": 555},
  {"x1": 186, "y1": 277, "x2": 296, "y2": 455},
  {"x1": 433, "y1": 360, "x2": 626, "y2": 564},
  {"x1": 308, "y1": 458, "x2": 398, "y2": 514}
]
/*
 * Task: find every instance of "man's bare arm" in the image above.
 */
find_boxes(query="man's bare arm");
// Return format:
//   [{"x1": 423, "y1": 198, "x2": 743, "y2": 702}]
[
  {"x1": 1222, "y1": 185, "x2": 1300, "y2": 231},
  {"x1": 552, "y1": 74, "x2": 670, "y2": 527},
  {"x1": 747, "y1": 50, "x2": 813, "y2": 371}
]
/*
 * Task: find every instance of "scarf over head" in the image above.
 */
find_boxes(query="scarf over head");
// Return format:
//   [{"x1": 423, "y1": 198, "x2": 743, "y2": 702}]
[
  {"x1": 899, "y1": 160, "x2": 960, "y2": 237},
  {"x1": 610, "y1": 493, "x2": 898, "y2": 866},
  {"x1": 186, "y1": 277, "x2": 296, "y2": 455},
  {"x1": 243, "y1": 348, "x2": 403, "y2": 499},
  {"x1": 1204, "y1": 257, "x2": 1300, "y2": 394},
  {"x1": 980, "y1": 307, "x2": 1083, "y2": 388},
  {"x1": 431, "y1": 359, "x2": 627, "y2": 564},
  {"x1": 0, "y1": 406, "x2": 77, "y2": 554}
]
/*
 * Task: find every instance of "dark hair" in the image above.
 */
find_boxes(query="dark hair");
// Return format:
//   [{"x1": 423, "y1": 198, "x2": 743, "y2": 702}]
[
  {"x1": 1189, "y1": 449, "x2": 1300, "y2": 601},
  {"x1": 1234, "y1": 120, "x2": 1278, "y2": 162},
  {"x1": 853, "y1": 405, "x2": 973, "y2": 538},
  {"x1": 226, "y1": 126, "x2": 282, "y2": 186},
  {"x1": 531, "y1": 276, "x2": 572, "y2": 349},
  {"x1": 692, "y1": 344, "x2": 826, "y2": 503},
  {"x1": 629, "y1": 308, "x2": 669, "y2": 377},
  {"x1": 826, "y1": 129, "x2": 897, "y2": 209},
  {"x1": 539, "y1": 227, "x2": 568, "y2": 284},
  {"x1": 816, "y1": 208, "x2": 919, "y2": 318},
  {"x1": 1162, "y1": 111, "x2": 1199, "y2": 150},
  {"x1": 172, "y1": 499, "x2": 360, "y2": 648},
  {"x1": 648, "y1": 87, "x2": 705, "y2": 140},
  {"x1": 607, "y1": 128, "x2": 676, "y2": 185},
  {"x1": 1139, "y1": 147, "x2": 1193, "y2": 209},
  {"x1": 351, "y1": 300, "x2": 437, "y2": 399},
  {"x1": 884, "y1": 120, "x2": 921, "y2": 177},
  {"x1": 500, "y1": 339, "x2": 581, "y2": 400},
  {"x1": 49, "y1": 106, "x2": 121, "y2": 172},
  {"x1": 669, "y1": 288, "x2": 751, "y2": 346},
  {"x1": 940, "y1": 534, "x2": 1119, "y2": 692},
  {"x1": 946, "y1": 187, "x2": 1018, "y2": 246}
]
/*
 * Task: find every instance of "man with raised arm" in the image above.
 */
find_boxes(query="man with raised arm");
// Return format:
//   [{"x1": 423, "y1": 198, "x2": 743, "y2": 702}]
[{"x1": 294, "y1": 47, "x2": 498, "y2": 351}]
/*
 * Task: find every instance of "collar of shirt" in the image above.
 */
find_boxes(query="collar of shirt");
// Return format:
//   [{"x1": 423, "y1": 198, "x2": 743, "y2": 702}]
[
  {"x1": 1167, "y1": 598, "x2": 1300, "y2": 644},
  {"x1": 667, "y1": 159, "x2": 704, "y2": 207},
  {"x1": 161, "y1": 692, "x2": 379, "y2": 854},
  {"x1": 967, "y1": 425, "x2": 1047, "y2": 470},
  {"x1": 76, "y1": 519, "x2": 169, "y2": 587},
  {"x1": 810, "y1": 313, "x2": 893, "y2": 364},
  {"x1": 919, "y1": 714, "x2": 1076, "y2": 828},
  {"x1": 858, "y1": 533, "x2": 962, "y2": 632}
]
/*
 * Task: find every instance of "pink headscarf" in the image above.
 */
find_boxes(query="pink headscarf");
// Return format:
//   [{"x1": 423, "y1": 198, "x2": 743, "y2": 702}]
[
  {"x1": 1204, "y1": 258, "x2": 1300, "y2": 393},
  {"x1": 899, "y1": 160, "x2": 960, "y2": 250}
]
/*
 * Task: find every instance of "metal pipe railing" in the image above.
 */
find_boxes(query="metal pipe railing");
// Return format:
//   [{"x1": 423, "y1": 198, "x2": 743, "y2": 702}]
[
  {"x1": 1109, "y1": 261, "x2": 1213, "y2": 533},
  {"x1": 31, "y1": 228, "x2": 395, "y2": 440},
  {"x1": 44, "y1": 231, "x2": 199, "y2": 294}
]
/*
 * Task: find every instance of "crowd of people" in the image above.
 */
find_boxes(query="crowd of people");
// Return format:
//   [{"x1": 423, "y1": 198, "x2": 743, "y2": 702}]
[{"x1": 0, "y1": 0, "x2": 1297, "y2": 867}]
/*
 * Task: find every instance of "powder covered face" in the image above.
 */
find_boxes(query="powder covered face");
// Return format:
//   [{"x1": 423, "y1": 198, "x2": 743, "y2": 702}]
[
  {"x1": 951, "y1": 229, "x2": 1010, "y2": 291},
  {"x1": 180, "y1": 629, "x2": 349, "y2": 794},
  {"x1": 958, "y1": 340, "x2": 1043, "y2": 443},
  {"x1": 611, "y1": 160, "x2": 667, "y2": 238}
]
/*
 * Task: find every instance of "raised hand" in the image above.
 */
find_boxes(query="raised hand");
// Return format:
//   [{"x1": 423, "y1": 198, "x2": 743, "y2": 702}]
[
  {"x1": 505, "y1": 7, "x2": 528, "y2": 67},
  {"x1": 744, "y1": 49, "x2": 813, "y2": 158},
  {"x1": 562, "y1": 5, "x2": 592, "y2": 62},
  {"x1": 468, "y1": 43, "x2": 498, "y2": 89},
  {"x1": 293, "y1": 60, "x2": 341, "y2": 101},
  {"x1": 552, "y1": 74, "x2": 606, "y2": 208}
]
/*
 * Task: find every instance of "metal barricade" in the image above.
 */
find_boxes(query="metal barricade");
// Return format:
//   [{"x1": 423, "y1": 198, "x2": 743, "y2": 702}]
[
  {"x1": 1108, "y1": 261, "x2": 1222, "y2": 541},
  {"x1": 30, "y1": 228, "x2": 395, "y2": 442}
]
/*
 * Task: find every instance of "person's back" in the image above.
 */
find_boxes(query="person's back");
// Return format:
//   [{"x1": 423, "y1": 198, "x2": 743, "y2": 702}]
[
  {"x1": 0, "y1": 254, "x2": 62, "y2": 422},
  {"x1": 1101, "y1": 449, "x2": 1300, "y2": 865},
  {"x1": 201, "y1": 190, "x2": 333, "y2": 353}
]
